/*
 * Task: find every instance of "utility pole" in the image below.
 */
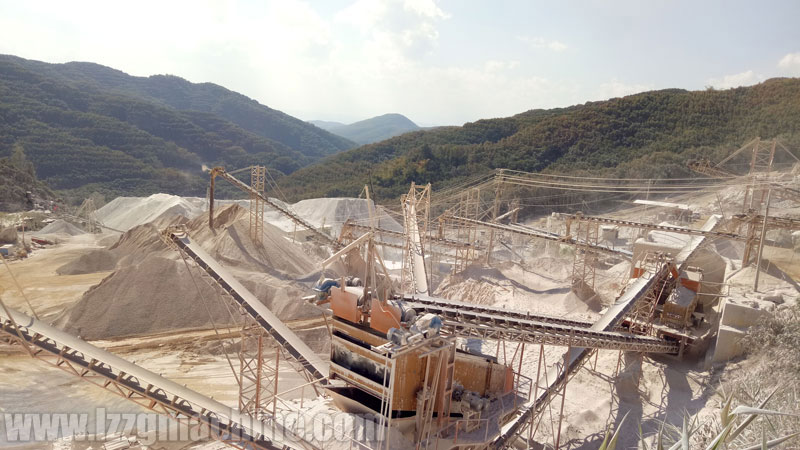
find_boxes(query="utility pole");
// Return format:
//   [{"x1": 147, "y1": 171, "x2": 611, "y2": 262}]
[
  {"x1": 754, "y1": 187, "x2": 772, "y2": 292},
  {"x1": 485, "y1": 179, "x2": 503, "y2": 265}
]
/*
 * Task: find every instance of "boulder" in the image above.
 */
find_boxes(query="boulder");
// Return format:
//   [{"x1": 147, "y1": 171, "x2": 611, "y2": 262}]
[{"x1": 0, "y1": 227, "x2": 17, "y2": 244}]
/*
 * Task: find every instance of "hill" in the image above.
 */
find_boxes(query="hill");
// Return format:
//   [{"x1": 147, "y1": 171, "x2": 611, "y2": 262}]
[
  {"x1": 314, "y1": 113, "x2": 421, "y2": 145},
  {"x1": 309, "y1": 120, "x2": 346, "y2": 130},
  {"x1": 0, "y1": 144, "x2": 56, "y2": 211},
  {"x1": 277, "y1": 79, "x2": 800, "y2": 203},
  {"x1": 0, "y1": 55, "x2": 355, "y2": 199}
]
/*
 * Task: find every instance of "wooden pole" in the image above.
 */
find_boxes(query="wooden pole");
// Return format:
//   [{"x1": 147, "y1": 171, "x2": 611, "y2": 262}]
[
  {"x1": 208, "y1": 174, "x2": 215, "y2": 229},
  {"x1": 754, "y1": 188, "x2": 772, "y2": 291}
]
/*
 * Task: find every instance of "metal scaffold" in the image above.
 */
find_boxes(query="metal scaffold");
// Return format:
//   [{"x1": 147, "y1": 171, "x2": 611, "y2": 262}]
[
  {"x1": 249, "y1": 165, "x2": 267, "y2": 245},
  {"x1": 451, "y1": 187, "x2": 481, "y2": 273},
  {"x1": 566, "y1": 213, "x2": 600, "y2": 295}
]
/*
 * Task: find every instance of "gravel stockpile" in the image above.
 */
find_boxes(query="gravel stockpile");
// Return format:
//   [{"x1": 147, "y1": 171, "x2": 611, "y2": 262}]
[
  {"x1": 37, "y1": 219, "x2": 85, "y2": 236},
  {"x1": 58, "y1": 203, "x2": 322, "y2": 339},
  {"x1": 56, "y1": 249, "x2": 118, "y2": 275},
  {"x1": 264, "y1": 197, "x2": 402, "y2": 236},
  {"x1": 108, "y1": 215, "x2": 187, "y2": 266},
  {"x1": 95, "y1": 194, "x2": 207, "y2": 232},
  {"x1": 57, "y1": 256, "x2": 239, "y2": 340}
]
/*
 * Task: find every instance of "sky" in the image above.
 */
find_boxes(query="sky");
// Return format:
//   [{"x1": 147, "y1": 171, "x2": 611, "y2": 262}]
[{"x1": 1, "y1": 0, "x2": 799, "y2": 126}]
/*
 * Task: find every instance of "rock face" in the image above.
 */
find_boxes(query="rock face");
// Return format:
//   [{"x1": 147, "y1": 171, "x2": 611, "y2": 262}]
[{"x1": 0, "y1": 226, "x2": 17, "y2": 244}]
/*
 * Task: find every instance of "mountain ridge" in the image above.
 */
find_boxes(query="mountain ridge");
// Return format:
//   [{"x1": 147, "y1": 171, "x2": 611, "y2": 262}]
[
  {"x1": 1, "y1": 55, "x2": 356, "y2": 156},
  {"x1": 277, "y1": 79, "x2": 800, "y2": 202},
  {"x1": 310, "y1": 113, "x2": 420, "y2": 145},
  {"x1": 0, "y1": 54, "x2": 356, "y2": 199}
]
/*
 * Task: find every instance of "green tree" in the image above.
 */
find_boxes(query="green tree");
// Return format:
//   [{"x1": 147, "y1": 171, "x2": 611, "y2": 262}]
[{"x1": 9, "y1": 143, "x2": 35, "y2": 177}]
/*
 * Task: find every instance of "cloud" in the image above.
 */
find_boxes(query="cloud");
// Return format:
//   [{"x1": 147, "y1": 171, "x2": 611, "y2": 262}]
[
  {"x1": 334, "y1": 0, "x2": 448, "y2": 65},
  {"x1": 402, "y1": 0, "x2": 449, "y2": 19},
  {"x1": 778, "y1": 52, "x2": 800, "y2": 75},
  {"x1": 707, "y1": 70, "x2": 763, "y2": 89},
  {"x1": 517, "y1": 35, "x2": 568, "y2": 52},
  {"x1": 484, "y1": 60, "x2": 520, "y2": 72},
  {"x1": 335, "y1": 0, "x2": 389, "y2": 29},
  {"x1": 0, "y1": 0, "x2": 605, "y2": 124}
]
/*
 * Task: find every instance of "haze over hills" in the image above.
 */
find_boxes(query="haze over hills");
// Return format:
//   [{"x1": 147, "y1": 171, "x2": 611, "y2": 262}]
[
  {"x1": 278, "y1": 78, "x2": 800, "y2": 202},
  {"x1": 0, "y1": 54, "x2": 355, "y2": 199},
  {"x1": 310, "y1": 113, "x2": 421, "y2": 145},
  {"x1": 309, "y1": 119, "x2": 346, "y2": 130}
]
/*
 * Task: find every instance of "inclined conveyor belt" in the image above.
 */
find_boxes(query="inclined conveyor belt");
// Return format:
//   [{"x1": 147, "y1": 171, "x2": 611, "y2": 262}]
[
  {"x1": 0, "y1": 306, "x2": 307, "y2": 450},
  {"x1": 491, "y1": 216, "x2": 721, "y2": 448},
  {"x1": 450, "y1": 216, "x2": 632, "y2": 258},
  {"x1": 490, "y1": 263, "x2": 671, "y2": 447},
  {"x1": 168, "y1": 231, "x2": 329, "y2": 383},
  {"x1": 216, "y1": 170, "x2": 341, "y2": 250}
]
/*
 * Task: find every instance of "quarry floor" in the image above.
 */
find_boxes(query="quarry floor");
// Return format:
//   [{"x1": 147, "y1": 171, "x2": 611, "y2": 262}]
[{"x1": 0, "y1": 184, "x2": 797, "y2": 449}]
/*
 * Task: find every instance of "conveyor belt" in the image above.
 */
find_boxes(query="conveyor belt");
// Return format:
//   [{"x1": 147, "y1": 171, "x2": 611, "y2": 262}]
[
  {"x1": 345, "y1": 221, "x2": 479, "y2": 249},
  {"x1": 57, "y1": 213, "x2": 125, "y2": 233},
  {"x1": 674, "y1": 215, "x2": 722, "y2": 270},
  {"x1": 450, "y1": 216, "x2": 631, "y2": 258},
  {"x1": 404, "y1": 298, "x2": 679, "y2": 354},
  {"x1": 492, "y1": 264, "x2": 673, "y2": 448},
  {"x1": 402, "y1": 294, "x2": 596, "y2": 329},
  {"x1": 167, "y1": 230, "x2": 329, "y2": 383},
  {"x1": 492, "y1": 215, "x2": 721, "y2": 448},
  {"x1": 214, "y1": 169, "x2": 341, "y2": 250},
  {"x1": 0, "y1": 306, "x2": 309, "y2": 450},
  {"x1": 558, "y1": 213, "x2": 745, "y2": 241},
  {"x1": 731, "y1": 213, "x2": 800, "y2": 231}
]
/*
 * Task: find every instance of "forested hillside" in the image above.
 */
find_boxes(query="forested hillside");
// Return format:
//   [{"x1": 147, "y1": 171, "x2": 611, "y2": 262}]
[
  {"x1": 278, "y1": 79, "x2": 800, "y2": 202},
  {"x1": 0, "y1": 144, "x2": 56, "y2": 211},
  {"x1": 0, "y1": 55, "x2": 354, "y2": 199}
]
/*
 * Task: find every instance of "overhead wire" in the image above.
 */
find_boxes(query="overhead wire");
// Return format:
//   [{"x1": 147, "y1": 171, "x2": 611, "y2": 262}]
[{"x1": 1, "y1": 253, "x2": 39, "y2": 320}]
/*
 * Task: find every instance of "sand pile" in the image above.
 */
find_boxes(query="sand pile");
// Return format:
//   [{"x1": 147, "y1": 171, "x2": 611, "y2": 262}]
[
  {"x1": 103, "y1": 202, "x2": 317, "y2": 276},
  {"x1": 96, "y1": 193, "x2": 400, "y2": 245},
  {"x1": 37, "y1": 219, "x2": 85, "y2": 236},
  {"x1": 714, "y1": 239, "x2": 743, "y2": 261},
  {"x1": 56, "y1": 249, "x2": 118, "y2": 275},
  {"x1": 96, "y1": 194, "x2": 207, "y2": 231},
  {"x1": 434, "y1": 261, "x2": 600, "y2": 319},
  {"x1": 182, "y1": 204, "x2": 317, "y2": 277},
  {"x1": 108, "y1": 215, "x2": 188, "y2": 266},
  {"x1": 264, "y1": 197, "x2": 402, "y2": 236},
  {"x1": 56, "y1": 256, "x2": 240, "y2": 340},
  {"x1": 58, "y1": 203, "x2": 323, "y2": 339},
  {"x1": 58, "y1": 257, "x2": 317, "y2": 340}
]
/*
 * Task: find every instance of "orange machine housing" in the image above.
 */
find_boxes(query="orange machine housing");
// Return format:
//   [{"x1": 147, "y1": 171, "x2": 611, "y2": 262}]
[
  {"x1": 369, "y1": 298, "x2": 403, "y2": 334},
  {"x1": 329, "y1": 318, "x2": 515, "y2": 415},
  {"x1": 328, "y1": 284, "x2": 403, "y2": 334},
  {"x1": 329, "y1": 285, "x2": 363, "y2": 324},
  {"x1": 326, "y1": 287, "x2": 516, "y2": 417}
]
